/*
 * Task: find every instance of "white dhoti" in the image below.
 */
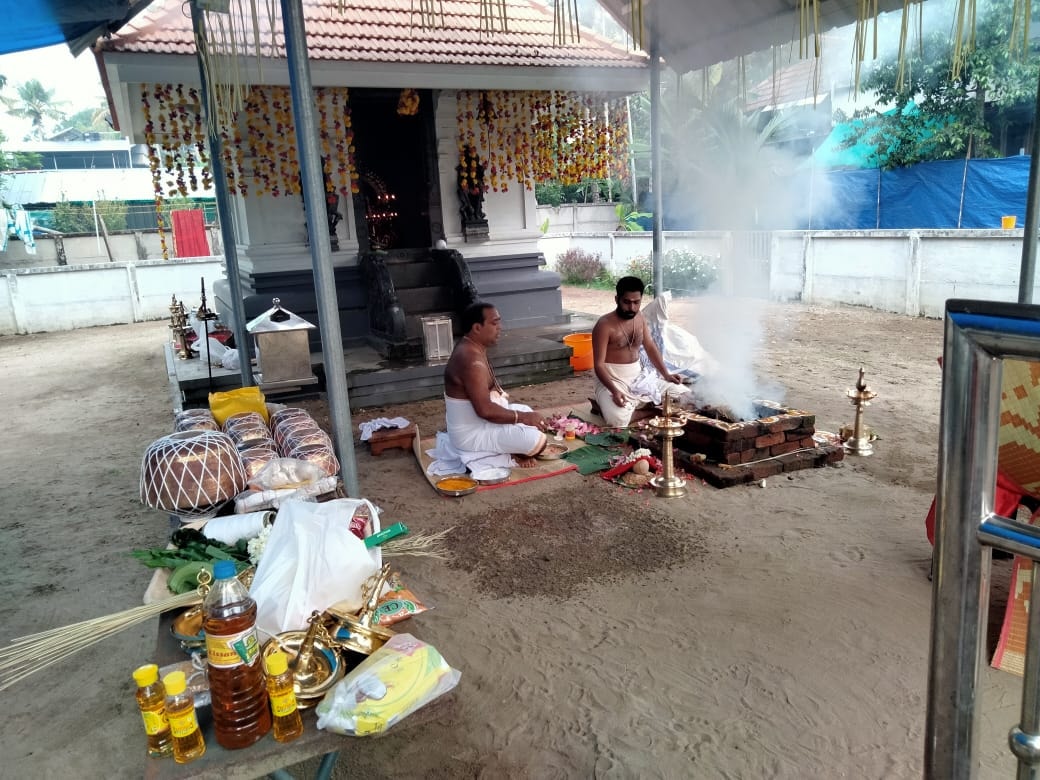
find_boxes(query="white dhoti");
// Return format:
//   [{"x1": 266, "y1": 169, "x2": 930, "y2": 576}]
[
  {"x1": 444, "y1": 396, "x2": 546, "y2": 458},
  {"x1": 594, "y1": 361, "x2": 689, "y2": 428}
]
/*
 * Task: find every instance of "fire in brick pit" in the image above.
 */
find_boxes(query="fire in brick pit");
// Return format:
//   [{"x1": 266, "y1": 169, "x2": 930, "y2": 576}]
[
  {"x1": 640, "y1": 399, "x2": 845, "y2": 488},
  {"x1": 692, "y1": 403, "x2": 792, "y2": 424}
]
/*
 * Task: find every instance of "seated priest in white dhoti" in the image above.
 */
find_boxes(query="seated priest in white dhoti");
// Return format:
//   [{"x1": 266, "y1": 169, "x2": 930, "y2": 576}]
[
  {"x1": 592, "y1": 277, "x2": 718, "y2": 428},
  {"x1": 429, "y1": 302, "x2": 549, "y2": 476}
]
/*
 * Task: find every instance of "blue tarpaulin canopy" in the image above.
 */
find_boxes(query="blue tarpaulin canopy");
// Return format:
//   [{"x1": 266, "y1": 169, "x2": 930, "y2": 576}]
[
  {"x1": 0, "y1": 0, "x2": 150, "y2": 56},
  {"x1": 809, "y1": 155, "x2": 1031, "y2": 229}
]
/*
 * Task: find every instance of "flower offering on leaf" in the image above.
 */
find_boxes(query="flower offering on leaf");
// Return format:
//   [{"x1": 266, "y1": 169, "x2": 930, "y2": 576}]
[{"x1": 545, "y1": 414, "x2": 599, "y2": 438}]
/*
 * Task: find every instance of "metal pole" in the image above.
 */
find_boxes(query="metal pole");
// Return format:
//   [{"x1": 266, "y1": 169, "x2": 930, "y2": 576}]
[
  {"x1": 1018, "y1": 69, "x2": 1040, "y2": 303},
  {"x1": 189, "y1": 2, "x2": 253, "y2": 389},
  {"x1": 279, "y1": 0, "x2": 359, "y2": 497},
  {"x1": 649, "y1": 12, "x2": 663, "y2": 297}
]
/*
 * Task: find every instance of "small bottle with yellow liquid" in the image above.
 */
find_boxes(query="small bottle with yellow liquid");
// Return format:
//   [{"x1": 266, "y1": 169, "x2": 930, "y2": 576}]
[
  {"x1": 265, "y1": 650, "x2": 304, "y2": 743},
  {"x1": 133, "y1": 663, "x2": 172, "y2": 758},
  {"x1": 162, "y1": 670, "x2": 206, "y2": 763}
]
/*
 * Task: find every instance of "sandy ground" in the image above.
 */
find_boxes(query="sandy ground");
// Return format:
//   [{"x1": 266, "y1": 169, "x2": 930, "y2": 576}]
[{"x1": 0, "y1": 288, "x2": 1026, "y2": 778}]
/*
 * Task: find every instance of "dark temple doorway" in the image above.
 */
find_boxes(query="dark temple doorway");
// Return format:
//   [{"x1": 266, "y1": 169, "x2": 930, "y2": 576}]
[{"x1": 349, "y1": 88, "x2": 442, "y2": 252}]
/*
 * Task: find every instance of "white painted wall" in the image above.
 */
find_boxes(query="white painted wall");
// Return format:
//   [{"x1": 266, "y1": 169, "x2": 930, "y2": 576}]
[
  {"x1": 541, "y1": 228, "x2": 1034, "y2": 318},
  {"x1": 0, "y1": 228, "x2": 223, "y2": 268},
  {"x1": 3, "y1": 228, "x2": 1033, "y2": 334},
  {"x1": 0, "y1": 258, "x2": 225, "y2": 334}
]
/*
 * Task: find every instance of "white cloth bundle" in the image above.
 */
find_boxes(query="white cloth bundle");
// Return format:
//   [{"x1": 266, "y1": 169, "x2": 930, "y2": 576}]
[
  {"x1": 200, "y1": 511, "x2": 274, "y2": 545},
  {"x1": 358, "y1": 417, "x2": 411, "y2": 441}
]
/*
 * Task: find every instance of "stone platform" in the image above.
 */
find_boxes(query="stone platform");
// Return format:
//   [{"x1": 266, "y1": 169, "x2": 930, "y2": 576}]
[{"x1": 165, "y1": 313, "x2": 596, "y2": 411}]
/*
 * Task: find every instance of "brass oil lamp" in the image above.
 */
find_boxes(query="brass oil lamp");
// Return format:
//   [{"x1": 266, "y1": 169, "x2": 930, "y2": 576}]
[
  {"x1": 647, "y1": 392, "x2": 689, "y2": 498},
  {"x1": 168, "y1": 295, "x2": 192, "y2": 360},
  {"x1": 844, "y1": 367, "x2": 878, "y2": 456}
]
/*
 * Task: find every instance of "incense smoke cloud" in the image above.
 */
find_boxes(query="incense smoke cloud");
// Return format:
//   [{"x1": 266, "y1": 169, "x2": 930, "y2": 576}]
[{"x1": 663, "y1": 120, "x2": 817, "y2": 418}]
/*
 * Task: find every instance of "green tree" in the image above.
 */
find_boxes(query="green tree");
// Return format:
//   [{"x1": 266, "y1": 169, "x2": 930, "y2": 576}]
[
  {"x1": 2, "y1": 79, "x2": 67, "y2": 139},
  {"x1": 847, "y1": 0, "x2": 1039, "y2": 167},
  {"x1": 52, "y1": 198, "x2": 128, "y2": 234},
  {"x1": 55, "y1": 104, "x2": 112, "y2": 135}
]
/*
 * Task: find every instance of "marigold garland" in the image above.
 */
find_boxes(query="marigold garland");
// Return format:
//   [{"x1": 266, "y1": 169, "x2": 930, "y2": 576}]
[
  {"x1": 139, "y1": 83, "x2": 359, "y2": 217},
  {"x1": 140, "y1": 83, "x2": 626, "y2": 239},
  {"x1": 454, "y1": 89, "x2": 629, "y2": 192}
]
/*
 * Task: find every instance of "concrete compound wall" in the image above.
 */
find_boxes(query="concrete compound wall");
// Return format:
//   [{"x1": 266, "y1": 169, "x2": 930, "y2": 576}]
[
  {"x1": 541, "y1": 228, "x2": 1033, "y2": 318},
  {"x1": 0, "y1": 257, "x2": 226, "y2": 334},
  {"x1": 1, "y1": 228, "x2": 223, "y2": 269},
  {"x1": 2, "y1": 225, "x2": 1033, "y2": 334}
]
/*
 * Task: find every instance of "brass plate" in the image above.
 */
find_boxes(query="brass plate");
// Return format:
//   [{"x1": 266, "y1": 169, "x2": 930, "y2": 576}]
[
  {"x1": 261, "y1": 631, "x2": 345, "y2": 708},
  {"x1": 171, "y1": 605, "x2": 205, "y2": 645},
  {"x1": 536, "y1": 443, "x2": 569, "y2": 460},
  {"x1": 434, "y1": 475, "x2": 478, "y2": 496}
]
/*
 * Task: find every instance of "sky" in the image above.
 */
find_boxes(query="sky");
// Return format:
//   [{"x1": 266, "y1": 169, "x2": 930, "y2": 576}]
[{"x1": 0, "y1": 45, "x2": 107, "y2": 141}]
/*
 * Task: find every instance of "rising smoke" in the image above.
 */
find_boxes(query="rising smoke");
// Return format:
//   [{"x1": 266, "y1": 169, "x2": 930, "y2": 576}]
[{"x1": 660, "y1": 97, "x2": 824, "y2": 418}]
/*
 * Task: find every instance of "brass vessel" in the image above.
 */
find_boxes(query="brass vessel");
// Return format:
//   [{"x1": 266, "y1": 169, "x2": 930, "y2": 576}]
[
  {"x1": 324, "y1": 564, "x2": 396, "y2": 656},
  {"x1": 261, "y1": 611, "x2": 344, "y2": 709}
]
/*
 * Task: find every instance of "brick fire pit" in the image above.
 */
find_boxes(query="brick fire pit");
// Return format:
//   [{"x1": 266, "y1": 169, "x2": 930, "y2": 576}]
[{"x1": 636, "y1": 400, "x2": 844, "y2": 488}]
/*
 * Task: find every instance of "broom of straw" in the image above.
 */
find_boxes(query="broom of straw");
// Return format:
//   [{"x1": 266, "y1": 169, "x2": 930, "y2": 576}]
[
  {"x1": 0, "y1": 529, "x2": 455, "y2": 691},
  {"x1": 381, "y1": 527, "x2": 454, "y2": 559},
  {"x1": 0, "y1": 590, "x2": 201, "y2": 692}
]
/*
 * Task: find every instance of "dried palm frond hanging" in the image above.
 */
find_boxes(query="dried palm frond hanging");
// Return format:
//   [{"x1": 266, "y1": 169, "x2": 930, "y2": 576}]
[
  {"x1": 1010, "y1": 0, "x2": 1031, "y2": 56},
  {"x1": 950, "y1": 0, "x2": 976, "y2": 81},
  {"x1": 798, "y1": 0, "x2": 822, "y2": 60},
  {"x1": 851, "y1": 0, "x2": 882, "y2": 96},
  {"x1": 553, "y1": 0, "x2": 581, "y2": 46},
  {"x1": 194, "y1": 0, "x2": 280, "y2": 132},
  {"x1": 411, "y1": 0, "x2": 445, "y2": 30},
  {"x1": 479, "y1": 0, "x2": 509, "y2": 35},
  {"x1": 629, "y1": 0, "x2": 644, "y2": 51}
]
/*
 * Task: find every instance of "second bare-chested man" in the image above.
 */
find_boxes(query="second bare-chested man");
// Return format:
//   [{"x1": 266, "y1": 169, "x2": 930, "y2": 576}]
[{"x1": 591, "y1": 276, "x2": 687, "y2": 427}]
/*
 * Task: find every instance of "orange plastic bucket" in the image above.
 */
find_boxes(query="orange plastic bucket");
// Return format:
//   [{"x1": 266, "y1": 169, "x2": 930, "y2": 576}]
[
  {"x1": 570, "y1": 353, "x2": 594, "y2": 371},
  {"x1": 563, "y1": 333, "x2": 592, "y2": 355},
  {"x1": 563, "y1": 333, "x2": 593, "y2": 371},
  {"x1": 1002, "y1": 215, "x2": 1017, "y2": 229}
]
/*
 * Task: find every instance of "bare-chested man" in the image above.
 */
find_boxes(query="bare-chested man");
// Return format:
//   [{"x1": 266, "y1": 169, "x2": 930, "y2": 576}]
[
  {"x1": 444, "y1": 302, "x2": 548, "y2": 467},
  {"x1": 592, "y1": 276, "x2": 686, "y2": 427}
]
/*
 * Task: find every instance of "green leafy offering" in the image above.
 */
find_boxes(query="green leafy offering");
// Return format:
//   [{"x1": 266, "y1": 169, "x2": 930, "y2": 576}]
[{"x1": 129, "y1": 527, "x2": 251, "y2": 573}]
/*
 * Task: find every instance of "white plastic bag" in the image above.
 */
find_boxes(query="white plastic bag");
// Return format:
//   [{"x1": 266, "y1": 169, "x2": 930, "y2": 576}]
[
  {"x1": 221, "y1": 348, "x2": 240, "y2": 371},
  {"x1": 249, "y1": 498, "x2": 381, "y2": 638},
  {"x1": 248, "y1": 458, "x2": 327, "y2": 491},
  {"x1": 315, "y1": 633, "x2": 460, "y2": 736},
  {"x1": 193, "y1": 336, "x2": 227, "y2": 366}
]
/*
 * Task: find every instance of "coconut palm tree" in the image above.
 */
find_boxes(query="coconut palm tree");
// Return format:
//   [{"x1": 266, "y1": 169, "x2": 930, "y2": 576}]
[{"x1": 2, "y1": 79, "x2": 67, "y2": 139}]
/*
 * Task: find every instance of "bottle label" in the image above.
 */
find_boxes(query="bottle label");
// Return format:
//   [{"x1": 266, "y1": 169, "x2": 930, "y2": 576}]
[
  {"x1": 205, "y1": 626, "x2": 260, "y2": 668},
  {"x1": 141, "y1": 709, "x2": 168, "y2": 735},
  {"x1": 270, "y1": 690, "x2": 298, "y2": 718},
  {"x1": 168, "y1": 709, "x2": 199, "y2": 739}
]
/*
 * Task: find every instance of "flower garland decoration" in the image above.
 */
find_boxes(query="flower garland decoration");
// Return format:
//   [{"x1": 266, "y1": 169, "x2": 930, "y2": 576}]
[
  {"x1": 396, "y1": 88, "x2": 420, "y2": 116},
  {"x1": 141, "y1": 88, "x2": 168, "y2": 261},
  {"x1": 455, "y1": 89, "x2": 630, "y2": 192},
  {"x1": 139, "y1": 83, "x2": 357, "y2": 211}
]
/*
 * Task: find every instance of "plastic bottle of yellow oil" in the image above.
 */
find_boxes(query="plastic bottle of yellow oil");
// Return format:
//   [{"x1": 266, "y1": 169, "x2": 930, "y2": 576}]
[
  {"x1": 132, "y1": 664, "x2": 173, "y2": 758},
  {"x1": 265, "y1": 650, "x2": 304, "y2": 743},
  {"x1": 162, "y1": 670, "x2": 206, "y2": 764}
]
